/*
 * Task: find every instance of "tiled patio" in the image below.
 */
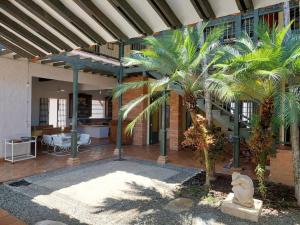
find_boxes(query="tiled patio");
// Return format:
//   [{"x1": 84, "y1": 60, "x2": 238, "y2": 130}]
[{"x1": 0, "y1": 139, "x2": 255, "y2": 183}]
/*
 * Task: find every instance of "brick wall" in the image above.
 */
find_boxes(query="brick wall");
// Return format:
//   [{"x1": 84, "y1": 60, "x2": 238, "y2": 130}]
[
  {"x1": 269, "y1": 149, "x2": 294, "y2": 186},
  {"x1": 113, "y1": 75, "x2": 148, "y2": 145},
  {"x1": 169, "y1": 91, "x2": 183, "y2": 151}
]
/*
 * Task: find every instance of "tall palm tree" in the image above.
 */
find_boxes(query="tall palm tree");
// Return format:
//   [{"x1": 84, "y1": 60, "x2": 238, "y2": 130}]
[
  {"x1": 113, "y1": 24, "x2": 223, "y2": 186},
  {"x1": 209, "y1": 23, "x2": 300, "y2": 198},
  {"x1": 283, "y1": 0, "x2": 300, "y2": 206}
]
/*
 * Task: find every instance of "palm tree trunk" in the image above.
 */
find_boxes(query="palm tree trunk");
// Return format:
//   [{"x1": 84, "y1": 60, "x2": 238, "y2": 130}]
[
  {"x1": 189, "y1": 108, "x2": 212, "y2": 187},
  {"x1": 249, "y1": 97, "x2": 274, "y2": 198}
]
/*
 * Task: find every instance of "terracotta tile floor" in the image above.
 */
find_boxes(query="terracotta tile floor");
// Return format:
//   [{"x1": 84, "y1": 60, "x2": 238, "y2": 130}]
[
  {"x1": 0, "y1": 209, "x2": 26, "y2": 225},
  {"x1": 0, "y1": 139, "x2": 255, "y2": 183}
]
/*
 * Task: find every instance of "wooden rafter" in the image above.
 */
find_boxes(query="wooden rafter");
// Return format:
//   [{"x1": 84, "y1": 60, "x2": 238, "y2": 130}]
[
  {"x1": 74, "y1": 0, "x2": 128, "y2": 40},
  {"x1": 0, "y1": 26, "x2": 46, "y2": 56},
  {"x1": 108, "y1": 0, "x2": 153, "y2": 35},
  {"x1": 235, "y1": 0, "x2": 254, "y2": 12},
  {"x1": 43, "y1": 0, "x2": 106, "y2": 45},
  {"x1": 0, "y1": 36, "x2": 34, "y2": 58},
  {"x1": 0, "y1": 1, "x2": 68, "y2": 52},
  {"x1": 16, "y1": 0, "x2": 89, "y2": 48},
  {"x1": 190, "y1": 0, "x2": 215, "y2": 20},
  {"x1": 147, "y1": 0, "x2": 182, "y2": 28}
]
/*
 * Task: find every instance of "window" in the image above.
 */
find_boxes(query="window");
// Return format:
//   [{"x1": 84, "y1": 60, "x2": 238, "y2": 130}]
[
  {"x1": 290, "y1": 6, "x2": 300, "y2": 31},
  {"x1": 259, "y1": 12, "x2": 279, "y2": 29},
  {"x1": 107, "y1": 43, "x2": 114, "y2": 50},
  {"x1": 39, "y1": 98, "x2": 49, "y2": 125},
  {"x1": 40, "y1": 98, "x2": 66, "y2": 128},
  {"x1": 131, "y1": 43, "x2": 146, "y2": 50},
  {"x1": 90, "y1": 100, "x2": 105, "y2": 119},
  {"x1": 223, "y1": 21, "x2": 235, "y2": 42},
  {"x1": 242, "y1": 17, "x2": 254, "y2": 38},
  {"x1": 204, "y1": 22, "x2": 236, "y2": 43}
]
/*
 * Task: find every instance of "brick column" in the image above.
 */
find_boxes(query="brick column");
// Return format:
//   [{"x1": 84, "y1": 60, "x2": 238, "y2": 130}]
[
  {"x1": 169, "y1": 91, "x2": 183, "y2": 151},
  {"x1": 112, "y1": 75, "x2": 148, "y2": 146}
]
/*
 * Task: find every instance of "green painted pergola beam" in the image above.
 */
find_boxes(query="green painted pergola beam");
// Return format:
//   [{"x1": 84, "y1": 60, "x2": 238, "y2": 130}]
[
  {"x1": 0, "y1": 1, "x2": 69, "y2": 52},
  {"x1": 43, "y1": 0, "x2": 106, "y2": 45},
  {"x1": 16, "y1": 0, "x2": 89, "y2": 47},
  {"x1": 74, "y1": 0, "x2": 128, "y2": 41}
]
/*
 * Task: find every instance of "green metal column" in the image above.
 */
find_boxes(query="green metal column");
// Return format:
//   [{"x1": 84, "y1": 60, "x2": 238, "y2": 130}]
[
  {"x1": 160, "y1": 89, "x2": 167, "y2": 157},
  {"x1": 253, "y1": 9, "x2": 259, "y2": 43},
  {"x1": 71, "y1": 67, "x2": 79, "y2": 158},
  {"x1": 233, "y1": 101, "x2": 241, "y2": 168},
  {"x1": 116, "y1": 41, "x2": 124, "y2": 160}
]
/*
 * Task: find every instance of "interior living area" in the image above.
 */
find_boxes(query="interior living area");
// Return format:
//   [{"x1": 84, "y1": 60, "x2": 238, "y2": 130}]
[{"x1": 31, "y1": 77, "x2": 112, "y2": 146}]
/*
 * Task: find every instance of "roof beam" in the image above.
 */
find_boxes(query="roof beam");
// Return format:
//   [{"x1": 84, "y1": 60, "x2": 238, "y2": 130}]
[
  {"x1": 73, "y1": 0, "x2": 128, "y2": 41},
  {"x1": 0, "y1": 49, "x2": 11, "y2": 56},
  {"x1": 147, "y1": 0, "x2": 182, "y2": 28},
  {"x1": 235, "y1": 0, "x2": 254, "y2": 12},
  {"x1": 16, "y1": 0, "x2": 89, "y2": 48},
  {"x1": 108, "y1": 0, "x2": 153, "y2": 35},
  {"x1": 53, "y1": 61, "x2": 65, "y2": 67},
  {"x1": 190, "y1": 0, "x2": 215, "y2": 20},
  {"x1": 0, "y1": 26, "x2": 46, "y2": 56},
  {"x1": 43, "y1": 0, "x2": 106, "y2": 45},
  {"x1": 0, "y1": 11, "x2": 59, "y2": 54},
  {"x1": 0, "y1": 1, "x2": 68, "y2": 52},
  {"x1": 0, "y1": 36, "x2": 34, "y2": 58}
]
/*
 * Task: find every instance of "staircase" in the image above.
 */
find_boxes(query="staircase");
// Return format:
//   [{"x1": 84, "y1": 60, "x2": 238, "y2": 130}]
[{"x1": 197, "y1": 97, "x2": 251, "y2": 139}]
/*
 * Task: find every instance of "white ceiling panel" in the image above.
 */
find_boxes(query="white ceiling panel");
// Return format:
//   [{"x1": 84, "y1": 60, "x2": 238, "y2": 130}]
[
  {"x1": 92, "y1": 0, "x2": 141, "y2": 39},
  {"x1": 61, "y1": 0, "x2": 115, "y2": 42},
  {"x1": 209, "y1": 0, "x2": 239, "y2": 18},
  {"x1": 33, "y1": 0, "x2": 94, "y2": 46},
  {"x1": 253, "y1": 0, "x2": 285, "y2": 9},
  {"x1": 166, "y1": 0, "x2": 202, "y2": 25},
  {"x1": 127, "y1": 0, "x2": 169, "y2": 32}
]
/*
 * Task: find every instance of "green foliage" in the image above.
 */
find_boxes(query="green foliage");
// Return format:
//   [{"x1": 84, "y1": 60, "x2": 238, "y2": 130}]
[{"x1": 209, "y1": 22, "x2": 300, "y2": 197}]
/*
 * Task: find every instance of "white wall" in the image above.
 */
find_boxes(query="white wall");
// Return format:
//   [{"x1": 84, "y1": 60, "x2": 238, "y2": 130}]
[{"x1": 0, "y1": 57, "x2": 116, "y2": 158}]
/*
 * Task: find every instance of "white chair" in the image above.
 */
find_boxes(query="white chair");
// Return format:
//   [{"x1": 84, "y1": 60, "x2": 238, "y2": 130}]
[
  {"x1": 52, "y1": 135, "x2": 71, "y2": 152},
  {"x1": 77, "y1": 134, "x2": 91, "y2": 151},
  {"x1": 41, "y1": 135, "x2": 54, "y2": 152}
]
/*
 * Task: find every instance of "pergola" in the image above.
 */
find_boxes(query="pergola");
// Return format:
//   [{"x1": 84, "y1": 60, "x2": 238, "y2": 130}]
[{"x1": 0, "y1": 0, "x2": 287, "y2": 162}]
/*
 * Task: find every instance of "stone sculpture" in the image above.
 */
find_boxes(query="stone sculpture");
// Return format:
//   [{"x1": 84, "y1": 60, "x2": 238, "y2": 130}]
[{"x1": 231, "y1": 172, "x2": 254, "y2": 208}]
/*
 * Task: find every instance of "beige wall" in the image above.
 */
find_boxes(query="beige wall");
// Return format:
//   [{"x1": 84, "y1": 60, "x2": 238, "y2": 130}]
[{"x1": 0, "y1": 57, "x2": 116, "y2": 157}]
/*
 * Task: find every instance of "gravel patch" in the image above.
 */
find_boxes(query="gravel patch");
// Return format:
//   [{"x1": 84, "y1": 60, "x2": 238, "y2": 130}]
[{"x1": 0, "y1": 158, "x2": 299, "y2": 225}]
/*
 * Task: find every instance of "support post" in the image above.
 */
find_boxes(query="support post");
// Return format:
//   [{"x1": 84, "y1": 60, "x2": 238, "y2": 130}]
[
  {"x1": 158, "y1": 89, "x2": 168, "y2": 164},
  {"x1": 71, "y1": 67, "x2": 79, "y2": 159},
  {"x1": 233, "y1": 101, "x2": 241, "y2": 168},
  {"x1": 115, "y1": 41, "x2": 124, "y2": 160}
]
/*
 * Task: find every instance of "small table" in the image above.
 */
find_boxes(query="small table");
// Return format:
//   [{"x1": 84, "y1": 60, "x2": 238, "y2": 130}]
[{"x1": 4, "y1": 137, "x2": 37, "y2": 163}]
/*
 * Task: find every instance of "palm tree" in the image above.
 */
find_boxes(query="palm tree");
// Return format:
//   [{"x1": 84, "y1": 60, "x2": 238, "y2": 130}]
[
  {"x1": 283, "y1": 0, "x2": 300, "y2": 206},
  {"x1": 209, "y1": 23, "x2": 300, "y2": 198},
  {"x1": 113, "y1": 24, "x2": 223, "y2": 186}
]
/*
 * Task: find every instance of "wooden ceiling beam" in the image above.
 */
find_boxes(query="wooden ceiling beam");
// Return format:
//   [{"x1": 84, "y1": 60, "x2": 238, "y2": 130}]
[
  {"x1": 0, "y1": 26, "x2": 46, "y2": 56},
  {"x1": 190, "y1": 0, "x2": 215, "y2": 20},
  {"x1": 147, "y1": 0, "x2": 182, "y2": 28},
  {"x1": 43, "y1": 0, "x2": 106, "y2": 45},
  {"x1": 0, "y1": 1, "x2": 68, "y2": 52},
  {"x1": 0, "y1": 36, "x2": 34, "y2": 58},
  {"x1": 108, "y1": 0, "x2": 153, "y2": 35},
  {"x1": 53, "y1": 61, "x2": 65, "y2": 67},
  {"x1": 235, "y1": 0, "x2": 254, "y2": 12},
  {"x1": 0, "y1": 11, "x2": 58, "y2": 54},
  {"x1": 16, "y1": 0, "x2": 89, "y2": 48},
  {"x1": 74, "y1": 0, "x2": 128, "y2": 41}
]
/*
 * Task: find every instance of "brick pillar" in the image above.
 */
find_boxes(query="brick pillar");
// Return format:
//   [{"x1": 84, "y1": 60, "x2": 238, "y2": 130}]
[
  {"x1": 112, "y1": 75, "x2": 148, "y2": 146},
  {"x1": 169, "y1": 91, "x2": 183, "y2": 151}
]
